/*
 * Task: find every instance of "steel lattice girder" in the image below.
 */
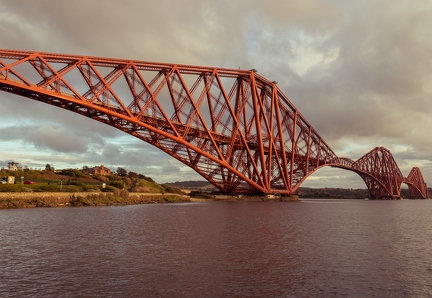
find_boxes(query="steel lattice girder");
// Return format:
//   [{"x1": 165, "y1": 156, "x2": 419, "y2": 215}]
[
  {"x1": 354, "y1": 147, "x2": 404, "y2": 198},
  {"x1": 406, "y1": 167, "x2": 427, "y2": 199},
  {"x1": 331, "y1": 147, "x2": 427, "y2": 199},
  {"x1": 0, "y1": 49, "x2": 427, "y2": 197},
  {"x1": 0, "y1": 49, "x2": 338, "y2": 194}
]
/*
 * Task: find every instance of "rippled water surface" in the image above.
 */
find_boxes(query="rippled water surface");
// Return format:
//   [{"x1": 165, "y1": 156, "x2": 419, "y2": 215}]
[{"x1": 1, "y1": 200, "x2": 432, "y2": 297}]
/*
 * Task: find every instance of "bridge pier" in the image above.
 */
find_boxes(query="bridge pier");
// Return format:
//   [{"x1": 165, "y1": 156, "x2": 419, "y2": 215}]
[
  {"x1": 221, "y1": 193, "x2": 299, "y2": 201},
  {"x1": 369, "y1": 196, "x2": 402, "y2": 200},
  {"x1": 280, "y1": 194, "x2": 299, "y2": 201}
]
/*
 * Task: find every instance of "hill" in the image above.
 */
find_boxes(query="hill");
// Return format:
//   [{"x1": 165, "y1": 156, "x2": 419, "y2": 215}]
[
  {"x1": 0, "y1": 168, "x2": 183, "y2": 194},
  {"x1": 165, "y1": 180, "x2": 415, "y2": 199},
  {"x1": 165, "y1": 180, "x2": 218, "y2": 191}
]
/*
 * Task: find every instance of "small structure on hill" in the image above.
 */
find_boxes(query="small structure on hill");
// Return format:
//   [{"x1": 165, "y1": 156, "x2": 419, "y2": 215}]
[
  {"x1": 7, "y1": 162, "x2": 19, "y2": 171},
  {"x1": 82, "y1": 165, "x2": 111, "y2": 175}
]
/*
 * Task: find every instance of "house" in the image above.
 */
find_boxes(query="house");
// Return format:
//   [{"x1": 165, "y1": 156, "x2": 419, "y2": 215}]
[
  {"x1": 82, "y1": 165, "x2": 111, "y2": 175},
  {"x1": 7, "y1": 162, "x2": 19, "y2": 171}
]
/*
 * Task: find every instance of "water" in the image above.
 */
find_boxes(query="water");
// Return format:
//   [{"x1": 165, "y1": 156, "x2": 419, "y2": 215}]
[{"x1": 1, "y1": 200, "x2": 432, "y2": 297}]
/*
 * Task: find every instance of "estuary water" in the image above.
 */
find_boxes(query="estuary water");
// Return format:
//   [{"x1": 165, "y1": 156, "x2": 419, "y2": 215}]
[{"x1": 1, "y1": 199, "x2": 432, "y2": 297}]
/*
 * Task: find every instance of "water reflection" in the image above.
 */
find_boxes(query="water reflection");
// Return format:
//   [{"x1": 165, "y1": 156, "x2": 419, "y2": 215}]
[{"x1": 1, "y1": 200, "x2": 432, "y2": 297}]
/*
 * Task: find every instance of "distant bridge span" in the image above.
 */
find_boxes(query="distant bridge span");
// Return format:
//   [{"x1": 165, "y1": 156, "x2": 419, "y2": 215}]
[
  {"x1": 330, "y1": 147, "x2": 427, "y2": 199},
  {"x1": 0, "y1": 49, "x2": 427, "y2": 199}
]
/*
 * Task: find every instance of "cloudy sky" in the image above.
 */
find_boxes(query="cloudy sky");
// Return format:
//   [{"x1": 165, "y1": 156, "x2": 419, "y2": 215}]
[{"x1": 0, "y1": 0, "x2": 431, "y2": 189}]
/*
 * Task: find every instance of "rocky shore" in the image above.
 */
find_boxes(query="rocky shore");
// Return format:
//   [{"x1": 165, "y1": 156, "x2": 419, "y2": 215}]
[{"x1": 0, "y1": 192, "x2": 192, "y2": 209}]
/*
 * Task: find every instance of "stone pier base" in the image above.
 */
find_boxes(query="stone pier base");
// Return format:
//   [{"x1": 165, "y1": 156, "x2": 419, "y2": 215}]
[
  {"x1": 370, "y1": 196, "x2": 402, "y2": 200},
  {"x1": 280, "y1": 194, "x2": 299, "y2": 201}
]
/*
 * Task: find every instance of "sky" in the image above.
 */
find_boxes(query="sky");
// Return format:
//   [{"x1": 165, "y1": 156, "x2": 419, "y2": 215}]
[{"x1": 0, "y1": 0, "x2": 431, "y2": 189}]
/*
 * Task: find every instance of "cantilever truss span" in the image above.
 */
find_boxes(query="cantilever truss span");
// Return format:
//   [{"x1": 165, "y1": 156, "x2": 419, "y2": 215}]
[
  {"x1": 332, "y1": 147, "x2": 427, "y2": 199},
  {"x1": 0, "y1": 49, "x2": 427, "y2": 198}
]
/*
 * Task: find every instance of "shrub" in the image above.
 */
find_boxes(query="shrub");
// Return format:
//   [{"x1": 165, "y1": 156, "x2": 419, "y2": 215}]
[
  {"x1": 94, "y1": 175, "x2": 109, "y2": 183},
  {"x1": 0, "y1": 184, "x2": 24, "y2": 192},
  {"x1": 123, "y1": 177, "x2": 131, "y2": 186},
  {"x1": 189, "y1": 191, "x2": 213, "y2": 199},
  {"x1": 110, "y1": 181, "x2": 125, "y2": 189},
  {"x1": 162, "y1": 184, "x2": 183, "y2": 194},
  {"x1": 59, "y1": 168, "x2": 86, "y2": 178},
  {"x1": 162, "y1": 195, "x2": 187, "y2": 203},
  {"x1": 37, "y1": 185, "x2": 61, "y2": 192},
  {"x1": 102, "y1": 185, "x2": 116, "y2": 192},
  {"x1": 143, "y1": 176, "x2": 155, "y2": 183}
]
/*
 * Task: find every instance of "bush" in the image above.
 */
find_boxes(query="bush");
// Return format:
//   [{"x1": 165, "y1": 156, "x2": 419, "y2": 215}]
[
  {"x1": 123, "y1": 177, "x2": 131, "y2": 186},
  {"x1": 37, "y1": 185, "x2": 61, "y2": 192},
  {"x1": 94, "y1": 175, "x2": 109, "y2": 183},
  {"x1": 143, "y1": 176, "x2": 155, "y2": 183},
  {"x1": 162, "y1": 184, "x2": 183, "y2": 194},
  {"x1": 110, "y1": 181, "x2": 125, "y2": 189},
  {"x1": 59, "y1": 168, "x2": 86, "y2": 178},
  {"x1": 102, "y1": 185, "x2": 117, "y2": 192},
  {"x1": 189, "y1": 191, "x2": 213, "y2": 199},
  {"x1": 0, "y1": 184, "x2": 24, "y2": 192},
  {"x1": 162, "y1": 195, "x2": 187, "y2": 203},
  {"x1": 113, "y1": 189, "x2": 129, "y2": 199}
]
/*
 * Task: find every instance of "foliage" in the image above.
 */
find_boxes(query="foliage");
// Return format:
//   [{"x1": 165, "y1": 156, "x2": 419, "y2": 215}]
[
  {"x1": 162, "y1": 195, "x2": 188, "y2": 203},
  {"x1": 45, "y1": 164, "x2": 55, "y2": 172},
  {"x1": 117, "y1": 167, "x2": 127, "y2": 176},
  {"x1": 162, "y1": 184, "x2": 183, "y2": 194},
  {"x1": 113, "y1": 188, "x2": 129, "y2": 199},
  {"x1": 110, "y1": 181, "x2": 125, "y2": 189},
  {"x1": 0, "y1": 184, "x2": 25, "y2": 192},
  {"x1": 128, "y1": 171, "x2": 138, "y2": 179},
  {"x1": 123, "y1": 177, "x2": 131, "y2": 186},
  {"x1": 134, "y1": 178, "x2": 164, "y2": 193},
  {"x1": 189, "y1": 191, "x2": 213, "y2": 199},
  {"x1": 36, "y1": 184, "x2": 62, "y2": 192},
  {"x1": 59, "y1": 168, "x2": 86, "y2": 178},
  {"x1": 0, "y1": 164, "x2": 166, "y2": 194},
  {"x1": 102, "y1": 185, "x2": 117, "y2": 192},
  {"x1": 143, "y1": 176, "x2": 155, "y2": 183},
  {"x1": 93, "y1": 175, "x2": 109, "y2": 183}
]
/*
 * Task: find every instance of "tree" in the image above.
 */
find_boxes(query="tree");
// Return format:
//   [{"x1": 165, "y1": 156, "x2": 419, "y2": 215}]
[
  {"x1": 45, "y1": 164, "x2": 54, "y2": 172},
  {"x1": 117, "y1": 167, "x2": 127, "y2": 176},
  {"x1": 128, "y1": 171, "x2": 138, "y2": 179}
]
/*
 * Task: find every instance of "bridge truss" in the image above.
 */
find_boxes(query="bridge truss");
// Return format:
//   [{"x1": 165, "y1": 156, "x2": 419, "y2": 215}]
[
  {"x1": 332, "y1": 147, "x2": 427, "y2": 199},
  {"x1": 0, "y1": 49, "x2": 427, "y2": 198}
]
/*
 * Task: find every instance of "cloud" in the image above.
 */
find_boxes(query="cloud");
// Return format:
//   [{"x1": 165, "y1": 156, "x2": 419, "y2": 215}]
[
  {"x1": 1, "y1": 125, "x2": 89, "y2": 153},
  {"x1": 1, "y1": 0, "x2": 431, "y2": 187}
]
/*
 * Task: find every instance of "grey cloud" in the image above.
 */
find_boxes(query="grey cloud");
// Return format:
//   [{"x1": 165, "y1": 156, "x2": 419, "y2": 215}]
[
  {"x1": 1, "y1": 0, "x2": 431, "y2": 187},
  {"x1": 0, "y1": 125, "x2": 88, "y2": 153},
  {"x1": 162, "y1": 165, "x2": 181, "y2": 174}
]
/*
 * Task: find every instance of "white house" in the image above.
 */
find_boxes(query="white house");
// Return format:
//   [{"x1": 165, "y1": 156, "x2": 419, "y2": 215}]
[{"x1": 7, "y1": 162, "x2": 19, "y2": 171}]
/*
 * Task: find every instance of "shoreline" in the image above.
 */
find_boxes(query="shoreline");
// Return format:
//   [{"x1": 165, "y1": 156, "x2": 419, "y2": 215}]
[
  {"x1": 0, "y1": 192, "x2": 197, "y2": 209},
  {"x1": 1, "y1": 192, "x2": 371, "y2": 209}
]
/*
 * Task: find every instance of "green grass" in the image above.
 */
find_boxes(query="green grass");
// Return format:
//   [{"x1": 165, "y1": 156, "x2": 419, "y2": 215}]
[{"x1": 0, "y1": 182, "x2": 103, "y2": 192}]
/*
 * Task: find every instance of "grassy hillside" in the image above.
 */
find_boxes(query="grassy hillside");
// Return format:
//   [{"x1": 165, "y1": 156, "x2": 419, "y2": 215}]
[{"x1": 0, "y1": 168, "x2": 183, "y2": 194}]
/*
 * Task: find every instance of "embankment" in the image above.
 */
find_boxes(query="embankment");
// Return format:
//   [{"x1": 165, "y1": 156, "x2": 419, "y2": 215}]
[{"x1": 0, "y1": 192, "x2": 192, "y2": 209}]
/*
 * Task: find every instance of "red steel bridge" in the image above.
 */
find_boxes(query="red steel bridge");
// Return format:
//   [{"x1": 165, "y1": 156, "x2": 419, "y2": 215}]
[{"x1": 0, "y1": 49, "x2": 428, "y2": 199}]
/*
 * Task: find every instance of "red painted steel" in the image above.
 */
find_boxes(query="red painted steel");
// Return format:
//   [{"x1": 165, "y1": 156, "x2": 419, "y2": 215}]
[
  {"x1": 332, "y1": 147, "x2": 404, "y2": 199},
  {"x1": 405, "y1": 167, "x2": 428, "y2": 199},
  {"x1": 0, "y1": 49, "x2": 427, "y2": 198},
  {"x1": 333, "y1": 148, "x2": 428, "y2": 199}
]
